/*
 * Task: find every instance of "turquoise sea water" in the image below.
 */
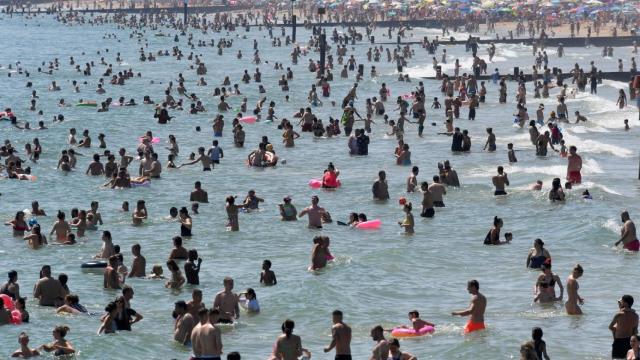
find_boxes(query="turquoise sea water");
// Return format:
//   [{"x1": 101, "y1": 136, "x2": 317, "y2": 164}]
[{"x1": 0, "y1": 13, "x2": 640, "y2": 359}]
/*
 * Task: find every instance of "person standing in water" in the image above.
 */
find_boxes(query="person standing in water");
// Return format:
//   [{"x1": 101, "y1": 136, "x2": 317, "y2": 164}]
[
  {"x1": 324, "y1": 310, "x2": 352, "y2": 359},
  {"x1": 615, "y1": 211, "x2": 639, "y2": 252},
  {"x1": 452, "y1": 279, "x2": 486, "y2": 333},
  {"x1": 372, "y1": 171, "x2": 390, "y2": 200},
  {"x1": 298, "y1": 196, "x2": 326, "y2": 229},
  {"x1": 609, "y1": 294, "x2": 639, "y2": 359},
  {"x1": 566, "y1": 146, "x2": 582, "y2": 185},
  {"x1": 492, "y1": 166, "x2": 509, "y2": 196},
  {"x1": 565, "y1": 264, "x2": 584, "y2": 315},
  {"x1": 369, "y1": 325, "x2": 389, "y2": 360}
]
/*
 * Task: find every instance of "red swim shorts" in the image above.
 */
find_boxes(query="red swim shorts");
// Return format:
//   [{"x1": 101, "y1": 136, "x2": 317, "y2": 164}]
[
  {"x1": 624, "y1": 239, "x2": 640, "y2": 252},
  {"x1": 464, "y1": 320, "x2": 485, "y2": 334},
  {"x1": 567, "y1": 171, "x2": 581, "y2": 184}
]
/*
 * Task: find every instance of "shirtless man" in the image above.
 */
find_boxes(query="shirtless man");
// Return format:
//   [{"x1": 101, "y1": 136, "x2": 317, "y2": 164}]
[
  {"x1": 190, "y1": 308, "x2": 223, "y2": 360},
  {"x1": 190, "y1": 181, "x2": 209, "y2": 203},
  {"x1": 33, "y1": 265, "x2": 65, "y2": 306},
  {"x1": 615, "y1": 211, "x2": 639, "y2": 251},
  {"x1": 128, "y1": 243, "x2": 146, "y2": 278},
  {"x1": 103, "y1": 255, "x2": 121, "y2": 290},
  {"x1": 132, "y1": 200, "x2": 148, "y2": 226},
  {"x1": 536, "y1": 131, "x2": 557, "y2": 156},
  {"x1": 143, "y1": 153, "x2": 162, "y2": 178},
  {"x1": 565, "y1": 264, "x2": 584, "y2": 315},
  {"x1": 492, "y1": 166, "x2": 510, "y2": 196},
  {"x1": 187, "y1": 289, "x2": 205, "y2": 321},
  {"x1": 49, "y1": 211, "x2": 71, "y2": 242},
  {"x1": 85, "y1": 154, "x2": 105, "y2": 176},
  {"x1": 213, "y1": 277, "x2": 239, "y2": 323},
  {"x1": 298, "y1": 196, "x2": 326, "y2": 228},
  {"x1": 118, "y1": 148, "x2": 134, "y2": 169},
  {"x1": 372, "y1": 171, "x2": 390, "y2": 200},
  {"x1": 428, "y1": 175, "x2": 447, "y2": 207},
  {"x1": 566, "y1": 146, "x2": 582, "y2": 184},
  {"x1": 180, "y1": 147, "x2": 213, "y2": 171},
  {"x1": 452, "y1": 280, "x2": 487, "y2": 333},
  {"x1": 609, "y1": 294, "x2": 639, "y2": 359},
  {"x1": 174, "y1": 300, "x2": 195, "y2": 345},
  {"x1": 325, "y1": 310, "x2": 352, "y2": 360},
  {"x1": 11, "y1": 332, "x2": 40, "y2": 358},
  {"x1": 369, "y1": 325, "x2": 389, "y2": 360}
]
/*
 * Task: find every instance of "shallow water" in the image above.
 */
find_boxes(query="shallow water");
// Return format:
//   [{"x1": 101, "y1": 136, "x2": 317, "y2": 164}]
[{"x1": 0, "y1": 13, "x2": 639, "y2": 359}]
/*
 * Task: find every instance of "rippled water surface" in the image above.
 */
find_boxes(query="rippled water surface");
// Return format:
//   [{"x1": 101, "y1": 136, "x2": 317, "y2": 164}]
[{"x1": 1, "y1": 14, "x2": 639, "y2": 359}]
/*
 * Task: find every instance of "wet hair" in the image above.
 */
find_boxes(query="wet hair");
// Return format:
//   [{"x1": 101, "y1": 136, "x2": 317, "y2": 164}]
[
  {"x1": 8, "y1": 270, "x2": 17, "y2": 281},
  {"x1": 173, "y1": 236, "x2": 182, "y2": 247},
  {"x1": 65, "y1": 294, "x2": 79, "y2": 305},
  {"x1": 468, "y1": 279, "x2": 480, "y2": 290},
  {"x1": 493, "y1": 216, "x2": 502, "y2": 226},
  {"x1": 282, "y1": 319, "x2": 295, "y2": 338},
  {"x1": 622, "y1": 295, "x2": 634, "y2": 307},
  {"x1": 166, "y1": 259, "x2": 179, "y2": 272},
  {"x1": 174, "y1": 300, "x2": 187, "y2": 310},
  {"x1": 534, "y1": 238, "x2": 544, "y2": 248},
  {"x1": 333, "y1": 310, "x2": 343, "y2": 317},
  {"x1": 227, "y1": 352, "x2": 241, "y2": 360},
  {"x1": 573, "y1": 264, "x2": 584, "y2": 274},
  {"x1": 54, "y1": 325, "x2": 70, "y2": 338},
  {"x1": 389, "y1": 338, "x2": 401, "y2": 347},
  {"x1": 409, "y1": 310, "x2": 419, "y2": 318}
]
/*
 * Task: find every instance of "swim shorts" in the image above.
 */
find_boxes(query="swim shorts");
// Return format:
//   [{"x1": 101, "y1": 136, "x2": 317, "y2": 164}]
[
  {"x1": 190, "y1": 357, "x2": 221, "y2": 360},
  {"x1": 301, "y1": 123, "x2": 312, "y2": 132},
  {"x1": 612, "y1": 337, "x2": 631, "y2": 359},
  {"x1": 433, "y1": 201, "x2": 445, "y2": 208},
  {"x1": 216, "y1": 318, "x2": 234, "y2": 324},
  {"x1": 494, "y1": 190, "x2": 507, "y2": 196},
  {"x1": 567, "y1": 171, "x2": 581, "y2": 184},
  {"x1": 464, "y1": 320, "x2": 485, "y2": 334},
  {"x1": 421, "y1": 208, "x2": 435, "y2": 218},
  {"x1": 214, "y1": 132, "x2": 222, "y2": 137},
  {"x1": 335, "y1": 355, "x2": 353, "y2": 360},
  {"x1": 624, "y1": 239, "x2": 640, "y2": 252}
]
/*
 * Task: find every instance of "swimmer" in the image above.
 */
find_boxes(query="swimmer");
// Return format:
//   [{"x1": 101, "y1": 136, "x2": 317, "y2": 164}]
[
  {"x1": 39, "y1": 325, "x2": 75, "y2": 356},
  {"x1": 614, "y1": 211, "x2": 639, "y2": 252},
  {"x1": 398, "y1": 202, "x2": 414, "y2": 234},
  {"x1": 396, "y1": 310, "x2": 435, "y2": 333},
  {"x1": 278, "y1": 196, "x2": 298, "y2": 221},
  {"x1": 147, "y1": 265, "x2": 165, "y2": 280},
  {"x1": 298, "y1": 196, "x2": 326, "y2": 229},
  {"x1": 190, "y1": 181, "x2": 209, "y2": 203},
  {"x1": 165, "y1": 260, "x2": 185, "y2": 289},
  {"x1": 387, "y1": 338, "x2": 417, "y2": 360},
  {"x1": 238, "y1": 288, "x2": 260, "y2": 313},
  {"x1": 323, "y1": 310, "x2": 352, "y2": 359},
  {"x1": 260, "y1": 260, "x2": 277, "y2": 286},
  {"x1": 310, "y1": 236, "x2": 328, "y2": 271},
  {"x1": 213, "y1": 277, "x2": 239, "y2": 323},
  {"x1": 531, "y1": 180, "x2": 543, "y2": 191},
  {"x1": 492, "y1": 166, "x2": 509, "y2": 196},
  {"x1": 565, "y1": 264, "x2": 584, "y2": 315},
  {"x1": 608, "y1": 294, "x2": 639, "y2": 359},
  {"x1": 11, "y1": 332, "x2": 40, "y2": 358},
  {"x1": 534, "y1": 263, "x2": 564, "y2": 303},
  {"x1": 132, "y1": 200, "x2": 148, "y2": 225},
  {"x1": 452, "y1": 280, "x2": 486, "y2": 333},
  {"x1": 566, "y1": 146, "x2": 582, "y2": 185},
  {"x1": 372, "y1": 171, "x2": 390, "y2": 200}
]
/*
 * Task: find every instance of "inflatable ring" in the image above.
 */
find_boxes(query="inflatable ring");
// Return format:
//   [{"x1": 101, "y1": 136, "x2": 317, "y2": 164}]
[
  {"x1": 0, "y1": 294, "x2": 15, "y2": 311},
  {"x1": 391, "y1": 325, "x2": 434, "y2": 338},
  {"x1": 355, "y1": 219, "x2": 381, "y2": 229},
  {"x1": 81, "y1": 261, "x2": 107, "y2": 269}
]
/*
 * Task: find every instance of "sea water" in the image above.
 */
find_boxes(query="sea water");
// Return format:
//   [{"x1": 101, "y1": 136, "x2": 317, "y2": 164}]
[{"x1": 0, "y1": 14, "x2": 639, "y2": 359}]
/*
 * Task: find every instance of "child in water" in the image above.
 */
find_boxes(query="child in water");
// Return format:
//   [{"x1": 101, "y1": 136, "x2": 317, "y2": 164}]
[
  {"x1": 239, "y1": 288, "x2": 260, "y2": 313},
  {"x1": 147, "y1": 265, "x2": 165, "y2": 279},
  {"x1": 398, "y1": 310, "x2": 435, "y2": 332},
  {"x1": 558, "y1": 140, "x2": 567, "y2": 157},
  {"x1": 260, "y1": 260, "x2": 277, "y2": 286},
  {"x1": 398, "y1": 203, "x2": 415, "y2": 234},
  {"x1": 507, "y1": 143, "x2": 517, "y2": 163},
  {"x1": 165, "y1": 260, "x2": 185, "y2": 289}
]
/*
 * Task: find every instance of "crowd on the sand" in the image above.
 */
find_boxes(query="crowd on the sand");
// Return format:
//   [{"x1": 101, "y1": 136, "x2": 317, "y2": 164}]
[{"x1": 1, "y1": 4, "x2": 640, "y2": 360}]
